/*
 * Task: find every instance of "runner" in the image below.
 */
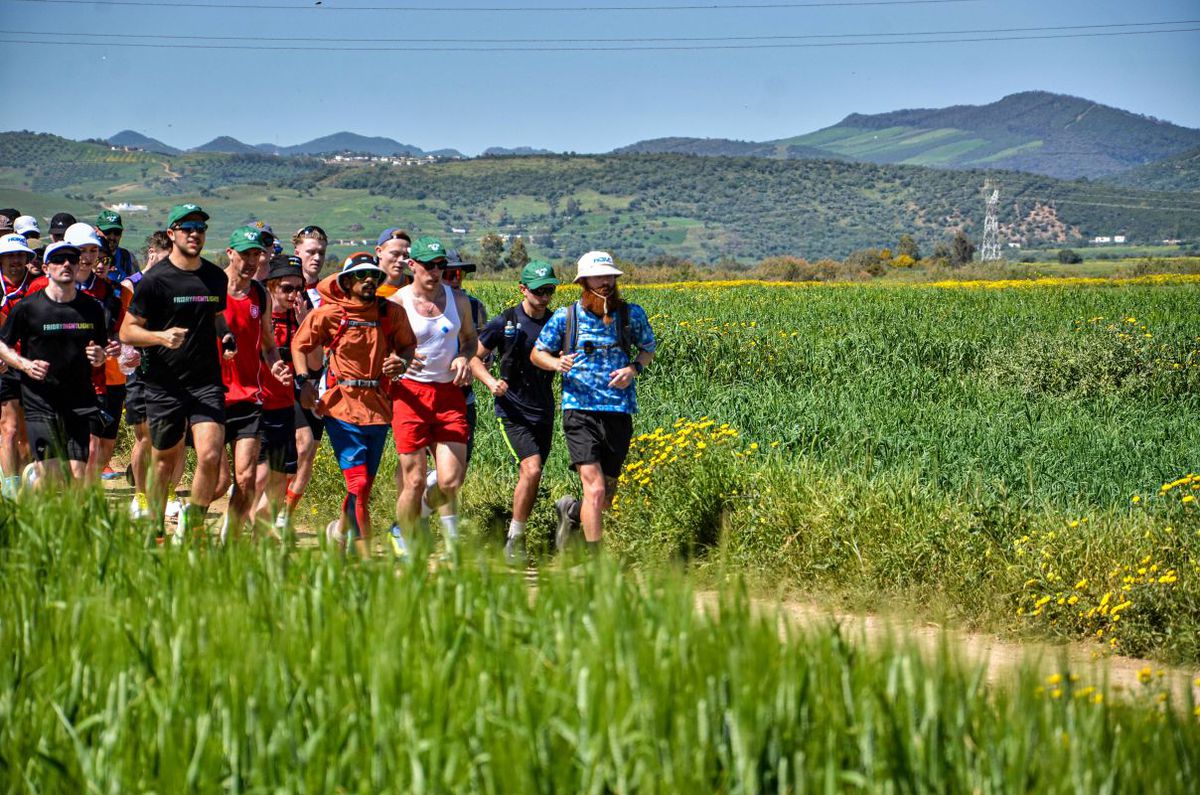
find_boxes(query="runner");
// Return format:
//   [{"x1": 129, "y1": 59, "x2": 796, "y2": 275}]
[
  {"x1": 120, "y1": 203, "x2": 233, "y2": 541},
  {"x1": 0, "y1": 241, "x2": 107, "y2": 484},
  {"x1": 0, "y1": 233, "x2": 39, "y2": 495},
  {"x1": 375, "y1": 227, "x2": 411, "y2": 299},
  {"x1": 14, "y1": 216, "x2": 40, "y2": 241},
  {"x1": 212, "y1": 227, "x2": 289, "y2": 541},
  {"x1": 294, "y1": 224, "x2": 328, "y2": 309},
  {"x1": 63, "y1": 222, "x2": 128, "y2": 482},
  {"x1": 443, "y1": 248, "x2": 487, "y2": 463},
  {"x1": 291, "y1": 252, "x2": 416, "y2": 556},
  {"x1": 386, "y1": 236, "x2": 476, "y2": 558},
  {"x1": 531, "y1": 251, "x2": 657, "y2": 554},
  {"x1": 122, "y1": 231, "x2": 171, "y2": 518},
  {"x1": 252, "y1": 256, "x2": 305, "y2": 532},
  {"x1": 472, "y1": 261, "x2": 561, "y2": 563},
  {"x1": 96, "y1": 210, "x2": 138, "y2": 283},
  {"x1": 0, "y1": 210, "x2": 17, "y2": 234},
  {"x1": 290, "y1": 224, "x2": 329, "y2": 514}
]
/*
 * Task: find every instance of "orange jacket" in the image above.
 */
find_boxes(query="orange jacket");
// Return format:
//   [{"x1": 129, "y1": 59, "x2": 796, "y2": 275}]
[{"x1": 292, "y1": 273, "x2": 415, "y2": 426}]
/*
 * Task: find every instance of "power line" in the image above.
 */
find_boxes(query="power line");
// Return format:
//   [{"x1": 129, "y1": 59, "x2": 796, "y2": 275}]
[
  {"x1": 3, "y1": 26, "x2": 1198, "y2": 51},
  {"x1": 7, "y1": 0, "x2": 985, "y2": 13},
  {"x1": 3, "y1": 19, "x2": 1194, "y2": 44}
]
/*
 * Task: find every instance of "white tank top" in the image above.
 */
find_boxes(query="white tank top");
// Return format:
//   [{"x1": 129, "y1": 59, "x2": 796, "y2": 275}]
[{"x1": 400, "y1": 284, "x2": 461, "y2": 384}]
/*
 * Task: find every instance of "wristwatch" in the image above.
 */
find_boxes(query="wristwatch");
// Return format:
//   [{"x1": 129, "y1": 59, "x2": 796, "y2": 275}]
[
  {"x1": 294, "y1": 373, "x2": 310, "y2": 387},
  {"x1": 632, "y1": 361, "x2": 645, "y2": 375}
]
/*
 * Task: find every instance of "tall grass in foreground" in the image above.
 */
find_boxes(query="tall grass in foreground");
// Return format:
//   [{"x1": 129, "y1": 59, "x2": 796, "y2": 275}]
[{"x1": 2, "y1": 493, "x2": 1198, "y2": 792}]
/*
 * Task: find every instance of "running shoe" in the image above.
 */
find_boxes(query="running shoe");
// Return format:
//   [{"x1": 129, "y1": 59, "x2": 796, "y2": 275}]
[
  {"x1": 100, "y1": 466, "x2": 122, "y2": 481},
  {"x1": 129, "y1": 493, "x2": 149, "y2": 521},
  {"x1": 504, "y1": 535, "x2": 526, "y2": 566},
  {"x1": 388, "y1": 524, "x2": 409, "y2": 560},
  {"x1": 21, "y1": 463, "x2": 40, "y2": 491},
  {"x1": 165, "y1": 500, "x2": 182, "y2": 518},
  {"x1": 326, "y1": 519, "x2": 346, "y2": 550},
  {"x1": 172, "y1": 504, "x2": 188, "y2": 547},
  {"x1": 554, "y1": 495, "x2": 580, "y2": 552}
]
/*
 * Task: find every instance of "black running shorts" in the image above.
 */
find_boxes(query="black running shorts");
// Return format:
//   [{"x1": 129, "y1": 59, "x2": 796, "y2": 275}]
[
  {"x1": 562, "y1": 409, "x2": 633, "y2": 478},
  {"x1": 498, "y1": 415, "x2": 553, "y2": 464},
  {"x1": 144, "y1": 381, "x2": 225, "y2": 450},
  {"x1": 0, "y1": 371, "x2": 20, "y2": 404},
  {"x1": 225, "y1": 400, "x2": 262, "y2": 442},
  {"x1": 89, "y1": 384, "x2": 126, "y2": 440},
  {"x1": 125, "y1": 374, "x2": 146, "y2": 426},
  {"x1": 258, "y1": 405, "x2": 298, "y2": 474},
  {"x1": 25, "y1": 410, "x2": 91, "y2": 462}
]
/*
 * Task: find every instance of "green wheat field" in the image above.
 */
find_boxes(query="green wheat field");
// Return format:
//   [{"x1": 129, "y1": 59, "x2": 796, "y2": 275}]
[{"x1": 3, "y1": 277, "x2": 1200, "y2": 791}]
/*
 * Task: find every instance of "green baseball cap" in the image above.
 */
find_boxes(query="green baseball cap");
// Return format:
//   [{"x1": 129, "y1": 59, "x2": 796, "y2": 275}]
[
  {"x1": 228, "y1": 225, "x2": 268, "y2": 253},
  {"x1": 521, "y1": 260, "x2": 560, "y2": 290},
  {"x1": 166, "y1": 203, "x2": 209, "y2": 228},
  {"x1": 408, "y1": 236, "x2": 447, "y2": 263},
  {"x1": 95, "y1": 210, "x2": 123, "y2": 231}
]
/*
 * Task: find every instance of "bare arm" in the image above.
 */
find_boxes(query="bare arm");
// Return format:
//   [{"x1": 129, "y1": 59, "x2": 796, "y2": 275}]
[{"x1": 120, "y1": 312, "x2": 183, "y2": 349}]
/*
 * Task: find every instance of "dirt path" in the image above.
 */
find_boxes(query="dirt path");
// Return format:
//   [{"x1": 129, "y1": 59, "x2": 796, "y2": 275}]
[{"x1": 101, "y1": 466, "x2": 1197, "y2": 704}]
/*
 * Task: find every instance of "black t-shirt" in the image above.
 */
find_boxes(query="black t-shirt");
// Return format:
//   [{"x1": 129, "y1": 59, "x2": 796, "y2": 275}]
[
  {"x1": 0, "y1": 291, "x2": 106, "y2": 416},
  {"x1": 128, "y1": 258, "x2": 227, "y2": 390},
  {"x1": 479, "y1": 303, "x2": 555, "y2": 424}
]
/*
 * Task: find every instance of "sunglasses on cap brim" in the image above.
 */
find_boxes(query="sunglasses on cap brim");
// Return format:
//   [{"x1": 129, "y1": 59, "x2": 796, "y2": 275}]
[{"x1": 296, "y1": 224, "x2": 327, "y2": 239}]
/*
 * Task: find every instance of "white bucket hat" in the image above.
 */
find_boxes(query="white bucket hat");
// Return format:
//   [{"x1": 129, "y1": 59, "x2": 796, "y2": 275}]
[
  {"x1": 0, "y1": 232, "x2": 35, "y2": 257},
  {"x1": 64, "y1": 222, "x2": 104, "y2": 249},
  {"x1": 574, "y1": 250, "x2": 623, "y2": 282}
]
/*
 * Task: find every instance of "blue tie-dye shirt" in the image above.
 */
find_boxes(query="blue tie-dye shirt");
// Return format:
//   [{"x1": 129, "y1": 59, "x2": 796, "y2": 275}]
[{"x1": 535, "y1": 301, "x2": 656, "y2": 414}]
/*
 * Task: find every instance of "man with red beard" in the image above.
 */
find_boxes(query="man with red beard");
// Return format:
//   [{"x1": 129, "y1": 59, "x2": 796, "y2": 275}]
[
  {"x1": 531, "y1": 251, "x2": 656, "y2": 555},
  {"x1": 215, "y1": 227, "x2": 290, "y2": 542}
]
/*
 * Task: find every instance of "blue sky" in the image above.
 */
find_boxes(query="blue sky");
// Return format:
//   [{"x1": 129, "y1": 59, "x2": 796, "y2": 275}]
[{"x1": 2, "y1": 0, "x2": 1198, "y2": 155}]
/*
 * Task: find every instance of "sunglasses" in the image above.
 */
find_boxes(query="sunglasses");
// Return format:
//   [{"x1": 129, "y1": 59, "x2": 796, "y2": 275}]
[
  {"x1": 174, "y1": 221, "x2": 208, "y2": 233},
  {"x1": 414, "y1": 259, "x2": 445, "y2": 270},
  {"x1": 528, "y1": 286, "x2": 556, "y2": 297},
  {"x1": 296, "y1": 224, "x2": 327, "y2": 239},
  {"x1": 347, "y1": 270, "x2": 381, "y2": 281},
  {"x1": 277, "y1": 284, "x2": 301, "y2": 294},
  {"x1": 47, "y1": 254, "x2": 80, "y2": 265}
]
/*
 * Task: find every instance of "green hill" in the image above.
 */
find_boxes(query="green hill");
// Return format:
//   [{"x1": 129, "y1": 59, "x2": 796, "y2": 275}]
[
  {"x1": 781, "y1": 91, "x2": 1200, "y2": 179},
  {"x1": 3, "y1": 132, "x2": 1198, "y2": 262},
  {"x1": 1103, "y1": 145, "x2": 1200, "y2": 193}
]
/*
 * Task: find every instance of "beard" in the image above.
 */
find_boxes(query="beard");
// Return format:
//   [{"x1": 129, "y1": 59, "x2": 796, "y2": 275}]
[{"x1": 580, "y1": 283, "x2": 624, "y2": 324}]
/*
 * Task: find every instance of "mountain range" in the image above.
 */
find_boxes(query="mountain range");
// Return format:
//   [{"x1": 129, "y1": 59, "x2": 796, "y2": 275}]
[{"x1": 103, "y1": 91, "x2": 1200, "y2": 184}]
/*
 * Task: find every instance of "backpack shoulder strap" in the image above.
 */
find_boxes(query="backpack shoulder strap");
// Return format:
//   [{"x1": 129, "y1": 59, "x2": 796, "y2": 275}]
[
  {"x1": 619, "y1": 304, "x2": 635, "y2": 358},
  {"x1": 249, "y1": 279, "x2": 267, "y2": 312},
  {"x1": 497, "y1": 305, "x2": 520, "y2": 379},
  {"x1": 560, "y1": 301, "x2": 578, "y2": 356}
]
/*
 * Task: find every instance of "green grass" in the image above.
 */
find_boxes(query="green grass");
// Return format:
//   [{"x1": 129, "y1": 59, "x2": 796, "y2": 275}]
[{"x1": 2, "y1": 491, "x2": 1198, "y2": 792}]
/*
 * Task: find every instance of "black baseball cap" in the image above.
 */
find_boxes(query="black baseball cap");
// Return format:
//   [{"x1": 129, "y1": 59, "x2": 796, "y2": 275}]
[
  {"x1": 265, "y1": 254, "x2": 303, "y2": 282},
  {"x1": 49, "y1": 212, "x2": 77, "y2": 235},
  {"x1": 0, "y1": 209, "x2": 17, "y2": 232},
  {"x1": 444, "y1": 248, "x2": 477, "y2": 274}
]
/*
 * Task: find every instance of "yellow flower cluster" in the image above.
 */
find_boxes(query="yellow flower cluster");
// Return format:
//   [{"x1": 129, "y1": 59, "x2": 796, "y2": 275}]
[
  {"x1": 1159, "y1": 473, "x2": 1200, "y2": 506},
  {"x1": 1014, "y1": 527, "x2": 1183, "y2": 651},
  {"x1": 622, "y1": 273, "x2": 1200, "y2": 292},
  {"x1": 612, "y1": 417, "x2": 742, "y2": 512}
]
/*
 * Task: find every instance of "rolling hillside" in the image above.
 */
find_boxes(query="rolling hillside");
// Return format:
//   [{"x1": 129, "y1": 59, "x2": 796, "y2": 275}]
[
  {"x1": 3, "y1": 131, "x2": 1197, "y2": 262},
  {"x1": 1103, "y1": 145, "x2": 1200, "y2": 193}
]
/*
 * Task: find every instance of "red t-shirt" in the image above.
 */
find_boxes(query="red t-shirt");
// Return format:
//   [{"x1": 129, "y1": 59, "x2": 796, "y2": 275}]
[
  {"x1": 260, "y1": 309, "x2": 298, "y2": 411},
  {"x1": 220, "y1": 281, "x2": 266, "y2": 405}
]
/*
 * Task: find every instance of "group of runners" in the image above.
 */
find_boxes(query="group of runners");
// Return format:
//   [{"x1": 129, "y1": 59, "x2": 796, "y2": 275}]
[{"x1": 0, "y1": 204, "x2": 656, "y2": 560}]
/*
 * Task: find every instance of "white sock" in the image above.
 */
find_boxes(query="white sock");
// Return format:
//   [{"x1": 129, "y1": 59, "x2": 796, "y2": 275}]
[
  {"x1": 508, "y1": 519, "x2": 526, "y2": 539},
  {"x1": 439, "y1": 513, "x2": 459, "y2": 540}
]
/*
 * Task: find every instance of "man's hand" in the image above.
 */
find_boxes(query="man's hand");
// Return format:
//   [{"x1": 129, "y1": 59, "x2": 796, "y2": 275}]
[
  {"x1": 221, "y1": 334, "x2": 237, "y2": 361},
  {"x1": 450, "y1": 355, "x2": 471, "y2": 387},
  {"x1": 24, "y1": 359, "x2": 50, "y2": 380},
  {"x1": 270, "y1": 359, "x2": 292, "y2": 386},
  {"x1": 556, "y1": 352, "x2": 577, "y2": 374},
  {"x1": 405, "y1": 351, "x2": 427, "y2": 376},
  {"x1": 158, "y1": 327, "x2": 187, "y2": 350},
  {"x1": 299, "y1": 381, "x2": 317, "y2": 410},
  {"x1": 382, "y1": 352, "x2": 410, "y2": 379},
  {"x1": 104, "y1": 340, "x2": 121, "y2": 359},
  {"x1": 487, "y1": 378, "x2": 509, "y2": 398},
  {"x1": 608, "y1": 365, "x2": 637, "y2": 390},
  {"x1": 86, "y1": 342, "x2": 106, "y2": 368}
]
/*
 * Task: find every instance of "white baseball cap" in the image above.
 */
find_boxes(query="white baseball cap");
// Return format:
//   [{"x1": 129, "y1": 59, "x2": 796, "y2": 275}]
[
  {"x1": 63, "y1": 221, "x2": 104, "y2": 249},
  {"x1": 574, "y1": 250, "x2": 623, "y2": 282},
  {"x1": 13, "y1": 216, "x2": 40, "y2": 238},
  {"x1": 43, "y1": 241, "x2": 82, "y2": 262},
  {"x1": 0, "y1": 233, "x2": 35, "y2": 257}
]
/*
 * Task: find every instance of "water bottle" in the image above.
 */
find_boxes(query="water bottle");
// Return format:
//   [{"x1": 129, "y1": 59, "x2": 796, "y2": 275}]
[
  {"x1": 117, "y1": 344, "x2": 139, "y2": 376},
  {"x1": 503, "y1": 319, "x2": 517, "y2": 342}
]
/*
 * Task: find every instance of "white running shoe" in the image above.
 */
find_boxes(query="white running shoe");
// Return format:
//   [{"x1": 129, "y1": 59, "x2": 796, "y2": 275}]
[
  {"x1": 165, "y1": 500, "x2": 182, "y2": 518},
  {"x1": 326, "y1": 519, "x2": 346, "y2": 550},
  {"x1": 171, "y1": 505, "x2": 188, "y2": 547},
  {"x1": 129, "y1": 493, "x2": 149, "y2": 520},
  {"x1": 273, "y1": 509, "x2": 289, "y2": 530},
  {"x1": 21, "y1": 463, "x2": 40, "y2": 491}
]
